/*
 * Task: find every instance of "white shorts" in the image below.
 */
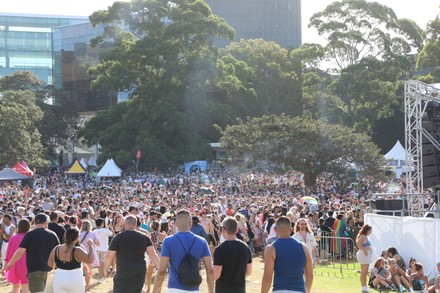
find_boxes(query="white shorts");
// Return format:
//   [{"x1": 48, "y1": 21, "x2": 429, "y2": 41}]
[
  {"x1": 167, "y1": 289, "x2": 200, "y2": 293},
  {"x1": 356, "y1": 250, "x2": 373, "y2": 265}
]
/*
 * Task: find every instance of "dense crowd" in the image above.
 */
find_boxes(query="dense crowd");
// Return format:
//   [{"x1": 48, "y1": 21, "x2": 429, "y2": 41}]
[{"x1": 0, "y1": 171, "x2": 438, "y2": 293}]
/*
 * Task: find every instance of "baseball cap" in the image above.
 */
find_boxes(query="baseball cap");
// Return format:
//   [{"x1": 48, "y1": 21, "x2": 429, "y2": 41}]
[{"x1": 35, "y1": 213, "x2": 48, "y2": 224}]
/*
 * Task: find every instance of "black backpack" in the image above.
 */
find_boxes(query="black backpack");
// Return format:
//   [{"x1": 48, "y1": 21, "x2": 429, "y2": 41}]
[
  {"x1": 171, "y1": 235, "x2": 202, "y2": 288},
  {"x1": 412, "y1": 277, "x2": 423, "y2": 291}
]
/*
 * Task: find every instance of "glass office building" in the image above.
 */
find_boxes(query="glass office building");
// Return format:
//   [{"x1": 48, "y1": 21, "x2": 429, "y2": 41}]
[
  {"x1": 53, "y1": 22, "x2": 117, "y2": 111},
  {"x1": 0, "y1": 13, "x2": 116, "y2": 111},
  {"x1": 0, "y1": 13, "x2": 88, "y2": 85}
]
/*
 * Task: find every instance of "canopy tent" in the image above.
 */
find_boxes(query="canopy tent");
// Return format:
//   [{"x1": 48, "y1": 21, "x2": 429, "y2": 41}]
[
  {"x1": 384, "y1": 140, "x2": 408, "y2": 178},
  {"x1": 87, "y1": 155, "x2": 97, "y2": 167},
  {"x1": 80, "y1": 158, "x2": 88, "y2": 170},
  {"x1": 109, "y1": 159, "x2": 122, "y2": 173},
  {"x1": 65, "y1": 160, "x2": 87, "y2": 174},
  {"x1": 12, "y1": 161, "x2": 34, "y2": 176},
  {"x1": 97, "y1": 159, "x2": 121, "y2": 177},
  {"x1": 0, "y1": 168, "x2": 30, "y2": 181}
]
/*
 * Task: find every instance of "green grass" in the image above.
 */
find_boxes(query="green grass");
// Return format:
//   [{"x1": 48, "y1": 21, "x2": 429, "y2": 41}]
[{"x1": 313, "y1": 265, "x2": 362, "y2": 293}]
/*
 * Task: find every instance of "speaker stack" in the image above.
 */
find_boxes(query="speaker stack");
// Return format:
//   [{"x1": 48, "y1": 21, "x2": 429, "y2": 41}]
[{"x1": 422, "y1": 102, "x2": 440, "y2": 189}]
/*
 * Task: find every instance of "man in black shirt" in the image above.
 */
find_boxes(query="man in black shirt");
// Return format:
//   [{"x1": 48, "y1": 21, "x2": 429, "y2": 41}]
[
  {"x1": 6, "y1": 213, "x2": 59, "y2": 293},
  {"x1": 214, "y1": 216, "x2": 252, "y2": 293},
  {"x1": 103, "y1": 215, "x2": 159, "y2": 293},
  {"x1": 48, "y1": 211, "x2": 65, "y2": 243}
]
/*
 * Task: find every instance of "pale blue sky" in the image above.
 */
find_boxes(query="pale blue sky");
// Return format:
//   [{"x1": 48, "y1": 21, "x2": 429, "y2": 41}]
[{"x1": 1, "y1": 0, "x2": 439, "y2": 43}]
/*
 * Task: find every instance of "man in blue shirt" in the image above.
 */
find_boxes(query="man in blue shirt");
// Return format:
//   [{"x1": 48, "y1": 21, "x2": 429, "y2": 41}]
[
  {"x1": 190, "y1": 216, "x2": 207, "y2": 238},
  {"x1": 153, "y1": 209, "x2": 213, "y2": 293},
  {"x1": 261, "y1": 216, "x2": 313, "y2": 293}
]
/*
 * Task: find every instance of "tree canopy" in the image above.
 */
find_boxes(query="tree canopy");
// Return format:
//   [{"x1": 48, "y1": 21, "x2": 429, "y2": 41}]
[
  {"x1": 309, "y1": 0, "x2": 422, "y2": 70},
  {"x1": 218, "y1": 114, "x2": 387, "y2": 188},
  {"x1": 81, "y1": 0, "x2": 235, "y2": 168},
  {"x1": 0, "y1": 89, "x2": 46, "y2": 167}
]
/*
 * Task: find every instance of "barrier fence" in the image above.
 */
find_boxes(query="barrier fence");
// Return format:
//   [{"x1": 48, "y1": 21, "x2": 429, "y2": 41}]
[{"x1": 314, "y1": 231, "x2": 357, "y2": 273}]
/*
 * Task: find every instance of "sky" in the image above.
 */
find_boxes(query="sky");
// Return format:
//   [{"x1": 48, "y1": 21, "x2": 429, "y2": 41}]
[{"x1": 1, "y1": 0, "x2": 439, "y2": 44}]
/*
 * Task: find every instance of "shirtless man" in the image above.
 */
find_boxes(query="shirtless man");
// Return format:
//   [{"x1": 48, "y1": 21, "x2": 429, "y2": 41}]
[{"x1": 200, "y1": 210, "x2": 216, "y2": 245}]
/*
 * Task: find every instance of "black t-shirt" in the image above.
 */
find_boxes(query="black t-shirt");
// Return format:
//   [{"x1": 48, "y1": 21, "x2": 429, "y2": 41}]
[
  {"x1": 48, "y1": 222, "x2": 66, "y2": 244},
  {"x1": 213, "y1": 239, "x2": 252, "y2": 291},
  {"x1": 108, "y1": 230, "x2": 153, "y2": 278},
  {"x1": 20, "y1": 228, "x2": 60, "y2": 273}
]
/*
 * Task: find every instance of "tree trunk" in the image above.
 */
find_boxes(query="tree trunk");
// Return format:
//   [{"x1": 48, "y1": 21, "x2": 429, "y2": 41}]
[{"x1": 303, "y1": 170, "x2": 318, "y2": 191}]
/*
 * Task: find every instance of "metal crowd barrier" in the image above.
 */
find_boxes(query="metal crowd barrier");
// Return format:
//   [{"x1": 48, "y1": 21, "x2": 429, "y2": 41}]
[{"x1": 314, "y1": 231, "x2": 357, "y2": 274}]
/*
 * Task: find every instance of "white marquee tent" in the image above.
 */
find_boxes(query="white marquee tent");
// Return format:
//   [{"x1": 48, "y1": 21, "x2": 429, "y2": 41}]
[
  {"x1": 384, "y1": 141, "x2": 408, "y2": 177},
  {"x1": 97, "y1": 159, "x2": 121, "y2": 177}
]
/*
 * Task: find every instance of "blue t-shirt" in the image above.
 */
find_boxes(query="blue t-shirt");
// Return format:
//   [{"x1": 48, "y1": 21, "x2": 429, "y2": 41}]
[
  {"x1": 190, "y1": 224, "x2": 206, "y2": 238},
  {"x1": 161, "y1": 231, "x2": 210, "y2": 290}
]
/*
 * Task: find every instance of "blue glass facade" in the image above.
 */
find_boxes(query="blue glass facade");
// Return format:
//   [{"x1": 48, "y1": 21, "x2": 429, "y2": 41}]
[{"x1": 0, "y1": 13, "x2": 87, "y2": 84}]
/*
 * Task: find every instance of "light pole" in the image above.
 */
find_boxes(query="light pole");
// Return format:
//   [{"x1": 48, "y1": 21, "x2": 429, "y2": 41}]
[{"x1": 66, "y1": 127, "x2": 76, "y2": 164}]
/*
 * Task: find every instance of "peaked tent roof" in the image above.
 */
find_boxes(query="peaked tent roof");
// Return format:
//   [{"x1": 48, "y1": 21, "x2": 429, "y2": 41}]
[
  {"x1": 65, "y1": 160, "x2": 87, "y2": 174},
  {"x1": 80, "y1": 158, "x2": 88, "y2": 170},
  {"x1": 0, "y1": 168, "x2": 30, "y2": 181},
  {"x1": 384, "y1": 141, "x2": 406, "y2": 161},
  {"x1": 97, "y1": 159, "x2": 121, "y2": 177},
  {"x1": 12, "y1": 162, "x2": 34, "y2": 176},
  {"x1": 109, "y1": 158, "x2": 122, "y2": 173},
  {"x1": 87, "y1": 155, "x2": 97, "y2": 167}
]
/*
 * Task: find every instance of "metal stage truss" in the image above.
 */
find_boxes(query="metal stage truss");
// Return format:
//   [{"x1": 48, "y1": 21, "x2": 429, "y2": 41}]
[{"x1": 404, "y1": 81, "x2": 440, "y2": 216}]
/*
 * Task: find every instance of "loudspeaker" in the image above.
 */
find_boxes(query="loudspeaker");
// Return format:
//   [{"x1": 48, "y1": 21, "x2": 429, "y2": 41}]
[
  {"x1": 422, "y1": 114, "x2": 440, "y2": 188},
  {"x1": 375, "y1": 199, "x2": 407, "y2": 216}
]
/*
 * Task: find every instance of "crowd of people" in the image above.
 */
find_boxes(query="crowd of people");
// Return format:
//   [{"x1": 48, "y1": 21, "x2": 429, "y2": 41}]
[{"x1": 0, "y1": 170, "x2": 438, "y2": 293}]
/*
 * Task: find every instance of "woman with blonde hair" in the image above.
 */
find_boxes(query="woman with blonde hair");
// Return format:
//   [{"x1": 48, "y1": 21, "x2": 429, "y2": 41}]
[
  {"x1": 369, "y1": 257, "x2": 395, "y2": 290},
  {"x1": 387, "y1": 257, "x2": 410, "y2": 292},
  {"x1": 79, "y1": 220, "x2": 100, "y2": 290}
]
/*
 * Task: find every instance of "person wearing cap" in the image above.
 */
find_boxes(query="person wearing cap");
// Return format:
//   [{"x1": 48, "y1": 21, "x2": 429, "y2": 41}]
[{"x1": 6, "y1": 213, "x2": 59, "y2": 293}]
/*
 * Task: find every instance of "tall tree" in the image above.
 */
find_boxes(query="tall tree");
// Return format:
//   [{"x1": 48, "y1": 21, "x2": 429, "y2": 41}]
[
  {"x1": 81, "y1": 0, "x2": 234, "y2": 168},
  {"x1": 309, "y1": 0, "x2": 422, "y2": 70},
  {"x1": 0, "y1": 90, "x2": 46, "y2": 168},
  {"x1": 215, "y1": 39, "x2": 302, "y2": 118},
  {"x1": 218, "y1": 114, "x2": 387, "y2": 188},
  {"x1": 417, "y1": 15, "x2": 440, "y2": 82},
  {"x1": 0, "y1": 71, "x2": 78, "y2": 156}
]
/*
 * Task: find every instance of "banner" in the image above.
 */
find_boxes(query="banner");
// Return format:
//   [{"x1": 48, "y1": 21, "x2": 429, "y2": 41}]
[{"x1": 184, "y1": 160, "x2": 207, "y2": 174}]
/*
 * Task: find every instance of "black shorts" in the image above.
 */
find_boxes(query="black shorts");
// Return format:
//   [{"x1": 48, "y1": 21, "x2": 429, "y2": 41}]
[{"x1": 113, "y1": 274, "x2": 145, "y2": 293}]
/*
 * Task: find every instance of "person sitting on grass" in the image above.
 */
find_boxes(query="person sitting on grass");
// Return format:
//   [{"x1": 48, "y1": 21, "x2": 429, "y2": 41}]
[
  {"x1": 406, "y1": 258, "x2": 417, "y2": 283},
  {"x1": 387, "y1": 247, "x2": 406, "y2": 271},
  {"x1": 410, "y1": 262, "x2": 429, "y2": 293},
  {"x1": 387, "y1": 258, "x2": 410, "y2": 292},
  {"x1": 428, "y1": 262, "x2": 440, "y2": 293},
  {"x1": 369, "y1": 257, "x2": 396, "y2": 291}
]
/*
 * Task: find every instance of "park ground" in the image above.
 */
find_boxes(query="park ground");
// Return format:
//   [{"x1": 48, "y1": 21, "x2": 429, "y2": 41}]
[{"x1": 1, "y1": 253, "x2": 390, "y2": 293}]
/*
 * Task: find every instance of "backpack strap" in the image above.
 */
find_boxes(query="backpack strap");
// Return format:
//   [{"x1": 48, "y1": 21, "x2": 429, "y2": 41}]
[
  {"x1": 175, "y1": 235, "x2": 197, "y2": 254},
  {"x1": 169, "y1": 235, "x2": 197, "y2": 274}
]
